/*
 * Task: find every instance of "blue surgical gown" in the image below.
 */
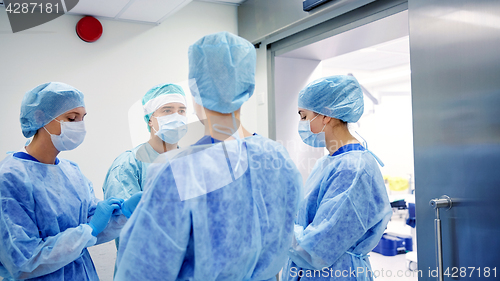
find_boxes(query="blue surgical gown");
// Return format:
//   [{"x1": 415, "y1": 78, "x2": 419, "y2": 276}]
[
  {"x1": 0, "y1": 153, "x2": 127, "y2": 281},
  {"x1": 102, "y1": 142, "x2": 160, "y2": 273},
  {"x1": 282, "y1": 144, "x2": 392, "y2": 281},
  {"x1": 115, "y1": 135, "x2": 302, "y2": 281},
  {"x1": 103, "y1": 142, "x2": 159, "y2": 200}
]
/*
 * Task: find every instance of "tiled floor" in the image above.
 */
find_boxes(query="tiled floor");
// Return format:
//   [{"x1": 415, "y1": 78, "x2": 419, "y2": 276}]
[
  {"x1": 370, "y1": 252, "x2": 419, "y2": 281},
  {"x1": 89, "y1": 241, "x2": 117, "y2": 281},
  {"x1": 0, "y1": 241, "x2": 117, "y2": 281},
  {"x1": 369, "y1": 206, "x2": 419, "y2": 281}
]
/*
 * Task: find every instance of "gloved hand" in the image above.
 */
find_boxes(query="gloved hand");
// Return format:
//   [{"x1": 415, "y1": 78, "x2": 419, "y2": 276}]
[
  {"x1": 122, "y1": 192, "x2": 143, "y2": 218},
  {"x1": 89, "y1": 197, "x2": 124, "y2": 236}
]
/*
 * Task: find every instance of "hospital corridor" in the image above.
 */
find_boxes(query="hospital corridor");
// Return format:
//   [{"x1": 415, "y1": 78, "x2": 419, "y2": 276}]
[{"x1": 0, "y1": 0, "x2": 499, "y2": 280}]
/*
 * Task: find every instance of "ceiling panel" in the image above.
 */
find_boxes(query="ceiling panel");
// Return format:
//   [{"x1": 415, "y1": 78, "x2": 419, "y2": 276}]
[
  {"x1": 69, "y1": 0, "x2": 130, "y2": 18},
  {"x1": 65, "y1": 0, "x2": 243, "y2": 24},
  {"x1": 196, "y1": 0, "x2": 246, "y2": 4},
  {"x1": 376, "y1": 37, "x2": 410, "y2": 54},
  {"x1": 212, "y1": 0, "x2": 246, "y2": 3},
  {"x1": 118, "y1": 0, "x2": 192, "y2": 23},
  {"x1": 321, "y1": 36, "x2": 410, "y2": 72},
  {"x1": 280, "y1": 11, "x2": 409, "y2": 61},
  {"x1": 322, "y1": 50, "x2": 409, "y2": 71}
]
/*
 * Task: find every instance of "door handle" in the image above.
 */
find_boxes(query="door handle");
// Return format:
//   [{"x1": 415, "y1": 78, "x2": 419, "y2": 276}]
[{"x1": 429, "y1": 195, "x2": 452, "y2": 281}]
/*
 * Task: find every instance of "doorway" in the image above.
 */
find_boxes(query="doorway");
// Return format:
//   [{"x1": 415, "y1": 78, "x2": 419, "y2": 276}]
[{"x1": 273, "y1": 10, "x2": 419, "y2": 281}]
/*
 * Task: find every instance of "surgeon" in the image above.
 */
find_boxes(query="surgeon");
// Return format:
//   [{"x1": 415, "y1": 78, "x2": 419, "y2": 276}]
[
  {"x1": 115, "y1": 32, "x2": 303, "y2": 281},
  {"x1": 102, "y1": 83, "x2": 187, "y2": 272},
  {"x1": 0, "y1": 82, "x2": 142, "y2": 281},
  {"x1": 103, "y1": 83, "x2": 187, "y2": 201},
  {"x1": 282, "y1": 75, "x2": 392, "y2": 281}
]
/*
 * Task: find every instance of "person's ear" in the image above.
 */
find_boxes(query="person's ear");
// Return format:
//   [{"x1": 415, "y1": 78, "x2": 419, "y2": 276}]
[{"x1": 322, "y1": 116, "x2": 332, "y2": 125}]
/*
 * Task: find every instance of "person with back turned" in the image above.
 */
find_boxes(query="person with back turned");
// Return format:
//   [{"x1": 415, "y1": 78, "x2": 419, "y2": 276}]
[
  {"x1": 114, "y1": 32, "x2": 303, "y2": 281},
  {"x1": 102, "y1": 83, "x2": 188, "y2": 274}
]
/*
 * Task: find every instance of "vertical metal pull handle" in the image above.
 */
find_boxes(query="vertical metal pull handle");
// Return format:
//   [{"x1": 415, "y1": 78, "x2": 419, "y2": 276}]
[{"x1": 429, "y1": 195, "x2": 452, "y2": 281}]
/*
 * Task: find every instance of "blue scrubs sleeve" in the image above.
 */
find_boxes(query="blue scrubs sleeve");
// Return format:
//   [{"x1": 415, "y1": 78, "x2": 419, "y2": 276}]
[
  {"x1": 103, "y1": 152, "x2": 142, "y2": 200},
  {"x1": 289, "y1": 169, "x2": 367, "y2": 270},
  {"x1": 85, "y1": 178, "x2": 127, "y2": 245}
]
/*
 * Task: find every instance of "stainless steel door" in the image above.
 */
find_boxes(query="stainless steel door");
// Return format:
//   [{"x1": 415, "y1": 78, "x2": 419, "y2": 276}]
[{"x1": 409, "y1": 0, "x2": 500, "y2": 279}]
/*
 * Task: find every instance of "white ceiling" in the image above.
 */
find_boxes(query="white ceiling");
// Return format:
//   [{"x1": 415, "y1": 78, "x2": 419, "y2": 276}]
[
  {"x1": 320, "y1": 37, "x2": 412, "y2": 95},
  {"x1": 321, "y1": 37, "x2": 410, "y2": 71},
  {"x1": 280, "y1": 10, "x2": 409, "y2": 62},
  {"x1": 66, "y1": 0, "x2": 245, "y2": 25},
  {"x1": 279, "y1": 11, "x2": 411, "y2": 94}
]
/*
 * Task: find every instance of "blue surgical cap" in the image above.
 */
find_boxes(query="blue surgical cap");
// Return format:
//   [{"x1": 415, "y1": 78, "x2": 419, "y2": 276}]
[
  {"x1": 298, "y1": 75, "x2": 364, "y2": 123},
  {"x1": 188, "y1": 31, "x2": 256, "y2": 114},
  {"x1": 142, "y1": 83, "x2": 186, "y2": 132},
  {"x1": 20, "y1": 82, "x2": 85, "y2": 138}
]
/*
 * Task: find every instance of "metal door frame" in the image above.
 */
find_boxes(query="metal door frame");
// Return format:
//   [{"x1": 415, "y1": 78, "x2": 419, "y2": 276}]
[{"x1": 266, "y1": 0, "x2": 408, "y2": 140}]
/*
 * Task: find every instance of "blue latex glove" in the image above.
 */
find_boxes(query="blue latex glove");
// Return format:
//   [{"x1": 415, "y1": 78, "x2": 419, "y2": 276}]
[
  {"x1": 122, "y1": 192, "x2": 143, "y2": 218},
  {"x1": 89, "y1": 198, "x2": 124, "y2": 236}
]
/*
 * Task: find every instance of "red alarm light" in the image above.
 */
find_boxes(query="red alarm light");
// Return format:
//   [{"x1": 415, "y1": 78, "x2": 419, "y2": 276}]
[{"x1": 76, "y1": 16, "x2": 103, "y2": 43}]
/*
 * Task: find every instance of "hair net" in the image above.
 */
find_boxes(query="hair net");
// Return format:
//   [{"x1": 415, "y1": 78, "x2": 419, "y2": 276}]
[
  {"x1": 298, "y1": 75, "x2": 364, "y2": 123},
  {"x1": 188, "y1": 31, "x2": 256, "y2": 114},
  {"x1": 20, "y1": 82, "x2": 85, "y2": 138},
  {"x1": 142, "y1": 83, "x2": 186, "y2": 132}
]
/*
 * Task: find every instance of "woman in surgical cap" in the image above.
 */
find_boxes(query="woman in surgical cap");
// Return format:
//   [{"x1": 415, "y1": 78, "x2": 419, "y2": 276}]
[
  {"x1": 0, "y1": 82, "x2": 141, "y2": 281},
  {"x1": 115, "y1": 32, "x2": 302, "y2": 281},
  {"x1": 102, "y1": 83, "x2": 187, "y2": 273},
  {"x1": 282, "y1": 75, "x2": 392, "y2": 281}
]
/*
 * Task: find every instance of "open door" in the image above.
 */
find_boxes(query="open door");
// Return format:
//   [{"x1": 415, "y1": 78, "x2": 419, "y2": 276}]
[
  {"x1": 273, "y1": 10, "x2": 419, "y2": 281},
  {"x1": 409, "y1": 0, "x2": 500, "y2": 280}
]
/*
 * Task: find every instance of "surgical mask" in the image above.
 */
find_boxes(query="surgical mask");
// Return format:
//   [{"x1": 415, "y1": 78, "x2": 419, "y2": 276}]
[
  {"x1": 153, "y1": 113, "x2": 188, "y2": 144},
  {"x1": 354, "y1": 131, "x2": 384, "y2": 167},
  {"x1": 212, "y1": 112, "x2": 240, "y2": 140},
  {"x1": 44, "y1": 120, "x2": 86, "y2": 151},
  {"x1": 298, "y1": 114, "x2": 326, "y2": 147},
  {"x1": 211, "y1": 112, "x2": 244, "y2": 174}
]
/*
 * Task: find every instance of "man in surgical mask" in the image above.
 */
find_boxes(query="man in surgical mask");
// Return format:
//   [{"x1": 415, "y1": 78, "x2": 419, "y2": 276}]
[
  {"x1": 102, "y1": 83, "x2": 188, "y2": 272},
  {"x1": 143, "y1": 83, "x2": 188, "y2": 155}
]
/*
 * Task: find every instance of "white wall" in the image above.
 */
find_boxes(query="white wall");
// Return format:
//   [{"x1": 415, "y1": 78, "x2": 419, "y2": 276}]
[
  {"x1": 274, "y1": 57, "x2": 326, "y2": 188},
  {"x1": 251, "y1": 45, "x2": 270, "y2": 138},
  {"x1": 350, "y1": 91, "x2": 414, "y2": 180},
  {"x1": 0, "y1": 1, "x2": 238, "y2": 199}
]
